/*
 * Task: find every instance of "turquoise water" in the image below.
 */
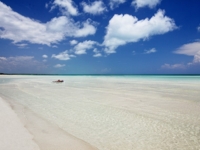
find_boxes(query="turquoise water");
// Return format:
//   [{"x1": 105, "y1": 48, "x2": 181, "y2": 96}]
[
  {"x1": 25, "y1": 74, "x2": 200, "y2": 80},
  {"x1": 0, "y1": 75, "x2": 200, "y2": 85}
]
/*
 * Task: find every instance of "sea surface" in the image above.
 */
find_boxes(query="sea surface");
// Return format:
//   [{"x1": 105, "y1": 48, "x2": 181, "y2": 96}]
[{"x1": 0, "y1": 75, "x2": 200, "y2": 150}]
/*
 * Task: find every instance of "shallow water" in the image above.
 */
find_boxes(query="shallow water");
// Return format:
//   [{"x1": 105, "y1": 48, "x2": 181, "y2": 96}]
[{"x1": 0, "y1": 75, "x2": 200, "y2": 150}]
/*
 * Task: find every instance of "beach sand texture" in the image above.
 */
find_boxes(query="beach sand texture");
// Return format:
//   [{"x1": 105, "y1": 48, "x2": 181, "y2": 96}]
[{"x1": 0, "y1": 75, "x2": 200, "y2": 150}]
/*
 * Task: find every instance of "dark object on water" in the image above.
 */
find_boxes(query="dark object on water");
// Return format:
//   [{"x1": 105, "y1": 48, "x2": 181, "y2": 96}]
[{"x1": 53, "y1": 79, "x2": 64, "y2": 83}]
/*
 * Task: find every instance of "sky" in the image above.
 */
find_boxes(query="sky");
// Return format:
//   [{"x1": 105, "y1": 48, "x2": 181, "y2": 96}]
[{"x1": 0, "y1": 0, "x2": 200, "y2": 74}]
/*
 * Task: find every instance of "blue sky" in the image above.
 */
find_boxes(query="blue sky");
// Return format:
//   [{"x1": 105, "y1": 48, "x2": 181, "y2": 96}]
[{"x1": 0, "y1": 0, "x2": 200, "y2": 74}]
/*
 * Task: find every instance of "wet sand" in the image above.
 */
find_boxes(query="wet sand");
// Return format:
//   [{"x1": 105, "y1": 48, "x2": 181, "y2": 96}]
[{"x1": 0, "y1": 75, "x2": 200, "y2": 150}]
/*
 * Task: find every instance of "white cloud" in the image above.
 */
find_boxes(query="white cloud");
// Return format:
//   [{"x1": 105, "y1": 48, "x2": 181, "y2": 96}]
[
  {"x1": 74, "y1": 19, "x2": 97, "y2": 37},
  {"x1": 9, "y1": 56, "x2": 34, "y2": 61},
  {"x1": 54, "y1": 64, "x2": 66, "y2": 68},
  {"x1": 0, "y1": 57, "x2": 7, "y2": 61},
  {"x1": 53, "y1": 41, "x2": 100, "y2": 59},
  {"x1": 0, "y1": 56, "x2": 46, "y2": 73},
  {"x1": 52, "y1": 50, "x2": 75, "y2": 60},
  {"x1": 193, "y1": 52, "x2": 200, "y2": 63},
  {"x1": 174, "y1": 41, "x2": 200, "y2": 65},
  {"x1": 52, "y1": 45, "x2": 58, "y2": 48},
  {"x1": 109, "y1": 0, "x2": 126, "y2": 10},
  {"x1": 45, "y1": 3, "x2": 49, "y2": 9},
  {"x1": 103, "y1": 10, "x2": 177, "y2": 54},
  {"x1": 132, "y1": 0, "x2": 161, "y2": 9},
  {"x1": 51, "y1": 0, "x2": 78, "y2": 16},
  {"x1": 162, "y1": 41, "x2": 200, "y2": 70},
  {"x1": 161, "y1": 63, "x2": 185, "y2": 69},
  {"x1": 174, "y1": 41, "x2": 200, "y2": 56},
  {"x1": 46, "y1": 17, "x2": 96, "y2": 38},
  {"x1": 93, "y1": 48, "x2": 102, "y2": 57},
  {"x1": 144, "y1": 48, "x2": 157, "y2": 54},
  {"x1": 0, "y1": 2, "x2": 53, "y2": 45},
  {"x1": 52, "y1": 40, "x2": 99, "y2": 59},
  {"x1": 70, "y1": 40, "x2": 78, "y2": 45},
  {"x1": 46, "y1": 16, "x2": 73, "y2": 33},
  {"x1": 81, "y1": 1, "x2": 107, "y2": 15},
  {"x1": 74, "y1": 40, "x2": 98, "y2": 55},
  {"x1": 13, "y1": 43, "x2": 28, "y2": 48},
  {"x1": 197, "y1": 25, "x2": 200, "y2": 32},
  {"x1": 93, "y1": 53, "x2": 102, "y2": 57},
  {"x1": 0, "y1": 2, "x2": 96, "y2": 46},
  {"x1": 42, "y1": 55, "x2": 48, "y2": 58}
]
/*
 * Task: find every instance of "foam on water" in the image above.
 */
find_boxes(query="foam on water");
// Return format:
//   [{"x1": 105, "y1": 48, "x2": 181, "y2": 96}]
[{"x1": 0, "y1": 75, "x2": 200, "y2": 150}]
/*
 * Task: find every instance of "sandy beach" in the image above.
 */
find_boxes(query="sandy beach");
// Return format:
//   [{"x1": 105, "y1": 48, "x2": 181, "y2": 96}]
[{"x1": 0, "y1": 75, "x2": 200, "y2": 150}]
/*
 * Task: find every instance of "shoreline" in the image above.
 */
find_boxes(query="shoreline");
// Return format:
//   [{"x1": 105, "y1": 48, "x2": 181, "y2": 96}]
[{"x1": 0, "y1": 95, "x2": 98, "y2": 150}]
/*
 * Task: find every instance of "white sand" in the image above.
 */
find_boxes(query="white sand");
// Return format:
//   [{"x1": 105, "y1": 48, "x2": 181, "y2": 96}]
[
  {"x1": 0, "y1": 75, "x2": 200, "y2": 150},
  {"x1": 0, "y1": 97, "x2": 39, "y2": 150},
  {"x1": 3, "y1": 96, "x2": 98, "y2": 150},
  {"x1": 0, "y1": 96, "x2": 97, "y2": 150}
]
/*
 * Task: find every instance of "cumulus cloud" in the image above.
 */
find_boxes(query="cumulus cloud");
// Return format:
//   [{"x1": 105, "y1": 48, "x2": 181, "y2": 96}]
[
  {"x1": 109, "y1": 0, "x2": 126, "y2": 10},
  {"x1": 70, "y1": 40, "x2": 78, "y2": 45},
  {"x1": 144, "y1": 48, "x2": 157, "y2": 54},
  {"x1": 74, "y1": 40, "x2": 98, "y2": 55},
  {"x1": 45, "y1": 17, "x2": 97, "y2": 38},
  {"x1": 174, "y1": 41, "x2": 200, "y2": 65},
  {"x1": 51, "y1": 0, "x2": 78, "y2": 16},
  {"x1": 52, "y1": 40, "x2": 100, "y2": 60},
  {"x1": 132, "y1": 0, "x2": 161, "y2": 9},
  {"x1": 161, "y1": 63, "x2": 185, "y2": 69},
  {"x1": 74, "y1": 19, "x2": 97, "y2": 37},
  {"x1": 0, "y1": 2, "x2": 53, "y2": 45},
  {"x1": 0, "y1": 56, "x2": 46, "y2": 73},
  {"x1": 54, "y1": 64, "x2": 66, "y2": 68},
  {"x1": 93, "y1": 48, "x2": 102, "y2": 57},
  {"x1": 192, "y1": 52, "x2": 200, "y2": 63},
  {"x1": 103, "y1": 10, "x2": 177, "y2": 54},
  {"x1": 52, "y1": 50, "x2": 75, "y2": 60},
  {"x1": 42, "y1": 55, "x2": 48, "y2": 58},
  {"x1": 93, "y1": 53, "x2": 102, "y2": 57},
  {"x1": 0, "y1": 2, "x2": 96, "y2": 46},
  {"x1": 81, "y1": 1, "x2": 107, "y2": 15}
]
